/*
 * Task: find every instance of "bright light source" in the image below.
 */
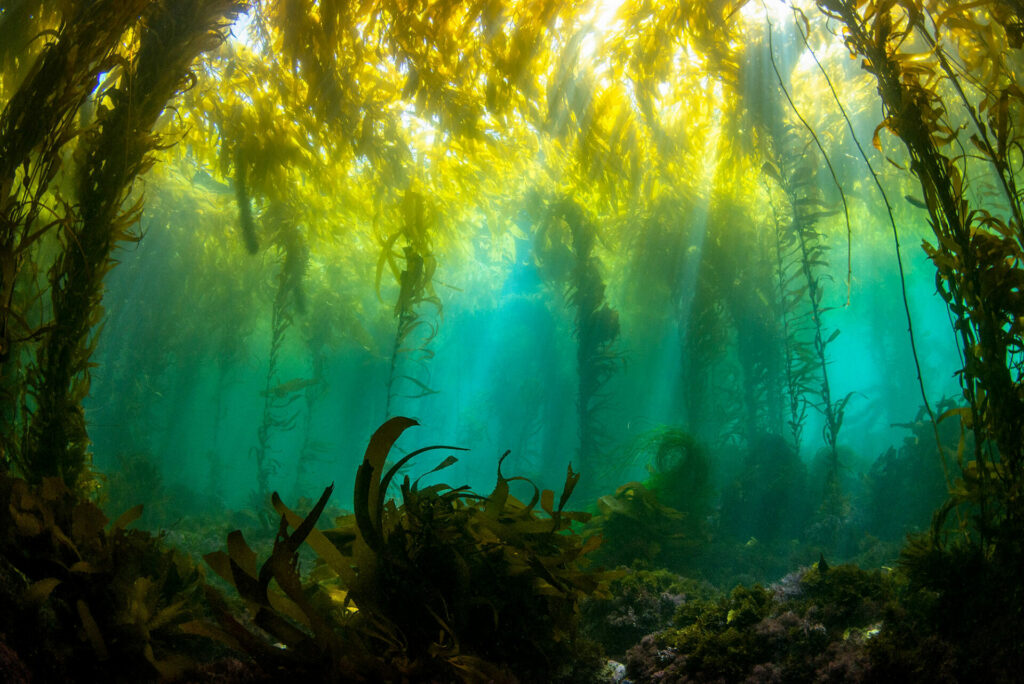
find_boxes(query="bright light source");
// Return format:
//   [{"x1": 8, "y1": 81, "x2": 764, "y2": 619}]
[
  {"x1": 580, "y1": 0, "x2": 626, "y2": 64},
  {"x1": 229, "y1": 9, "x2": 257, "y2": 50},
  {"x1": 594, "y1": 0, "x2": 626, "y2": 26},
  {"x1": 743, "y1": 0, "x2": 797, "y2": 28}
]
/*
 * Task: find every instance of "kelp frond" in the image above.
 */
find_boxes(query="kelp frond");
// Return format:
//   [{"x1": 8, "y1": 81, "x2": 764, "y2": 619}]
[
  {"x1": 199, "y1": 417, "x2": 609, "y2": 682},
  {"x1": 22, "y1": 0, "x2": 243, "y2": 486}
]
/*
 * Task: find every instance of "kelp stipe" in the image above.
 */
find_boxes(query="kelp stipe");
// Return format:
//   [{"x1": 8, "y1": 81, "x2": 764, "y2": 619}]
[
  {"x1": 805, "y1": 2, "x2": 1024, "y2": 675},
  {"x1": 763, "y1": 15, "x2": 856, "y2": 474},
  {"x1": 232, "y1": 145, "x2": 260, "y2": 254},
  {"x1": 250, "y1": 268, "x2": 295, "y2": 505},
  {"x1": 196, "y1": 417, "x2": 610, "y2": 682},
  {"x1": 16, "y1": 0, "x2": 243, "y2": 487},
  {"x1": 764, "y1": 136, "x2": 850, "y2": 532},
  {"x1": 752, "y1": 47, "x2": 852, "y2": 542},
  {"x1": 735, "y1": 36, "x2": 813, "y2": 454},
  {"x1": 683, "y1": 236, "x2": 736, "y2": 444},
  {"x1": 531, "y1": 193, "x2": 621, "y2": 480},
  {"x1": 788, "y1": 5, "x2": 942, "y2": 464},
  {"x1": 0, "y1": 0, "x2": 151, "y2": 474},
  {"x1": 251, "y1": 204, "x2": 311, "y2": 504},
  {"x1": 378, "y1": 189, "x2": 441, "y2": 417},
  {"x1": 688, "y1": 197, "x2": 785, "y2": 446},
  {"x1": 767, "y1": 193, "x2": 811, "y2": 452},
  {"x1": 817, "y1": 0, "x2": 1024, "y2": 545}
]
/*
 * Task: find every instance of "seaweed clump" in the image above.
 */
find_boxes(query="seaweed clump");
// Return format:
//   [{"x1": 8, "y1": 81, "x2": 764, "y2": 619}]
[
  {"x1": 625, "y1": 562, "x2": 893, "y2": 683},
  {"x1": 864, "y1": 402, "x2": 957, "y2": 541},
  {"x1": 581, "y1": 568, "x2": 715, "y2": 662},
  {"x1": 0, "y1": 470, "x2": 210, "y2": 682},
  {"x1": 198, "y1": 417, "x2": 610, "y2": 682},
  {"x1": 590, "y1": 428, "x2": 713, "y2": 571},
  {"x1": 622, "y1": 551, "x2": 1024, "y2": 683},
  {"x1": 866, "y1": 531, "x2": 1024, "y2": 682}
]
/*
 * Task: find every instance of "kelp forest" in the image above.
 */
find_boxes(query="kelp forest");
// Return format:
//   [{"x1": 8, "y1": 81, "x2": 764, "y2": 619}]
[{"x1": 1, "y1": 0, "x2": 1023, "y2": 681}]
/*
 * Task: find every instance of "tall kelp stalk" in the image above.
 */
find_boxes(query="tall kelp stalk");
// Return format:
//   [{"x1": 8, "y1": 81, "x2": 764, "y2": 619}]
[
  {"x1": 682, "y1": 203, "x2": 783, "y2": 448},
  {"x1": 534, "y1": 196, "x2": 621, "y2": 478},
  {"x1": 765, "y1": 141, "x2": 852, "y2": 534},
  {"x1": 252, "y1": 203, "x2": 310, "y2": 501},
  {"x1": 292, "y1": 348, "x2": 328, "y2": 497},
  {"x1": 233, "y1": 145, "x2": 260, "y2": 254},
  {"x1": 621, "y1": 196, "x2": 690, "y2": 326},
  {"x1": 751, "y1": 25, "x2": 854, "y2": 536},
  {"x1": 717, "y1": 203, "x2": 787, "y2": 444},
  {"x1": 0, "y1": 0, "x2": 152, "y2": 470},
  {"x1": 684, "y1": 240, "x2": 734, "y2": 445},
  {"x1": 736, "y1": 36, "x2": 820, "y2": 457},
  {"x1": 768, "y1": 197, "x2": 814, "y2": 453},
  {"x1": 291, "y1": 313, "x2": 331, "y2": 497},
  {"x1": 816, "y1": 0, "x2": 1024, "y2": 543},
  {"x1": 731, "y1": 263, "x2": 787, "y2": 443},
  {"x1": 14, "y1": 0, "x2": 243, "y2": 486},
  {"x1": 568, "y1": 204, "x2": 621, "y2": 472},
  {"x1": 788, "y1": 8, "x2": 941, "y2": 459},
  {"x1": 378, "y1": 189, "x2": 440, "y2": 418}
]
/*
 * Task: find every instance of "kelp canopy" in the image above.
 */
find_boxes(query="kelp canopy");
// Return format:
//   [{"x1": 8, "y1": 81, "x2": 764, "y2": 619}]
[{"x1": 0, "y1": 0, "x2": 1022, "y2": 544}]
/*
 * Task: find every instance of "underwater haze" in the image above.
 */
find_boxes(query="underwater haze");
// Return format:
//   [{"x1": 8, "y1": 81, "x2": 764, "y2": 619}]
[
  {"x1": 69, "y1": 6, "x2": 968, "y2": 526},
  {"x1": 87, "y1": 158, "x2": 961, "y2": 517}
]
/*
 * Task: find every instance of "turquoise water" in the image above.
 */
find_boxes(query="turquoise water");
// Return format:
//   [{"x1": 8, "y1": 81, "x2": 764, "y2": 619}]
[{"x1": 86, "y1": 193, "x2": 961, "y2": 521}]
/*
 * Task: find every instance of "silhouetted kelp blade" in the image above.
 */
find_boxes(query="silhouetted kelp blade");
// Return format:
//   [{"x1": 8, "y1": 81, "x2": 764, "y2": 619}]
[
  {"x1": 195, "y1": 416, "x2": 609, "y2": 681},
  {"x1": 233, "y1": 147, "x2": 260, "y2": 255}
]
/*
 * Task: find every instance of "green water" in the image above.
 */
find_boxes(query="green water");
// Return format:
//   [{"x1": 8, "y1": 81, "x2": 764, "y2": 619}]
[
  {"x1": 39, "y1": 1, "x2": 972, "y2": 574},
  {"x1": 85, "y1": 178, "x2": 961, "y2": 547}
]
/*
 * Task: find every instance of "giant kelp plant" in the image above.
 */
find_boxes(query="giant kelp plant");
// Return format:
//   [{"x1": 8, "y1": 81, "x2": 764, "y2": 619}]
[
  {"x1": 815, "y1": 0, "x2": 1024, "y2": 540},
  {"x1": 379, "y1": 188, "x2": 442, "y2": 417},
  {"x1": 531, "y1": 193, "x2": 622, "y2": 481},
  {"x1": 3, "y1": 0, "x2": 1024, "y2": 680},
  {"x1": 1, "y1": 1, "x2": 244, "y2": 487},
  {"x1": 250, "y1": 202, "x2": 311, "y2": 502}
]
